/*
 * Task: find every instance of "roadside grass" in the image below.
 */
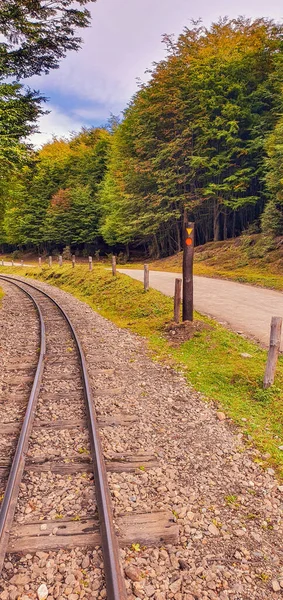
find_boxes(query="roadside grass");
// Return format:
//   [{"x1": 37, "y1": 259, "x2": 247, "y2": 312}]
[
  {"x1": 1, "y1": 264, "x2": 283, "y2": 477},
  {"x1": 0, "y1": 286, "x2": 4, "y2": 305},
  {"x1": 122, "y1": 234, "x2": 283, "y2": 291}
]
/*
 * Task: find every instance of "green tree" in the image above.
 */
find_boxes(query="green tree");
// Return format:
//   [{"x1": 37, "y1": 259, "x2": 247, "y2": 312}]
[
  {"x1": 1, "y1": 128, "x2": 111, "y2": 250},
  {"x1": 0, "y1": 0, "x2": 95, "y2": 182},
  {"x1": 44, "y1": 185, "x2": 99, "y2": 246},
  {"x1": 0, "y1": 83, "x2": 44, "y2": 179},
  {"x1": 262, "y1": 116, "x2": 283, "y2": 235},
  {"x1": 100, "y1": 17, "x2": 283, "y2": 255},
  {"x1": 0, "y1": 0, "x2": 95, "y2": 78}
]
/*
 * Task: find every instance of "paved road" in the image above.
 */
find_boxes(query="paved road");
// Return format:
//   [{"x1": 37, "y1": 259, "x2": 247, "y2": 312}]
[{"x1": 118, "y1": 269, "x2": 283, "y2": 350}]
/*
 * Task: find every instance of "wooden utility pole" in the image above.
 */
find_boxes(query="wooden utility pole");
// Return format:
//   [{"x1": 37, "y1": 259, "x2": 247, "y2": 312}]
[
  {"x1": 182, "y1": 221, "x2": 194, "y2": 322},
  {"x1": 263, "y1": 317, "x2": 282, "y2": 389},
  {"x1": 112, "y1": 255, "x2": 116, "y2": 276},
  {"x1": 174, "y1": 278, "x2": 182, "y2": 324},
  {"x1": 144, "y1": 265, "x2": 149, "y2": 292}
]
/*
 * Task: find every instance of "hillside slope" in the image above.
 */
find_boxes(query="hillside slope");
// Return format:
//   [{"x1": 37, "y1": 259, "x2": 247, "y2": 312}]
[{"x1": 135, "y1": 234, "x2": 283, "y2": 291}]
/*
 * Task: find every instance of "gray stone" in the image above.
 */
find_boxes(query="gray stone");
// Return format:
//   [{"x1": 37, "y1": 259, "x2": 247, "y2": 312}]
[
  {"x1": 216, "y1": 412, "x2": 226, "y2": 421},
  {"x1": 82, "y1": 555, "x2": 90, "y2": 569},
  {"x1": 208, "y1": 523, "x2": 220, "y2": 536},
  {"x1": 272, "y1": 580, "x2": 280, "y2": 592},
  {"x1": 37, "y1": 584, "x2": 49, "y2": 600},
  {"x1": 144, "y1": 584, "x2": 155, "y2": 597},
  {"x1": 125, "y1": 566, "x2": 141, "y2": 582},
  {"x1": 169, "y1": 579, "x2": 182, "y2": 594},
  {"x1": 10, "y1": 574, "x2": 30, "y2": 586}
]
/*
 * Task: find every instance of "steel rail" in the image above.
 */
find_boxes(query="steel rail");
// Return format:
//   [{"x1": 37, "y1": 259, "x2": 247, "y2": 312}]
[
  {"x1": 0, "y1": 275, "x2": 127, "y2": 600},
  {"x1": 0, "y1": 276, "x2": 46, "y2": 573}
]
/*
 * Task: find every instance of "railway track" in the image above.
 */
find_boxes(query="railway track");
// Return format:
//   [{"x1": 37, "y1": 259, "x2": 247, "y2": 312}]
[
  {"x1": 0, "y1": 275, "x2": 178, "y2": 598},
  {"x1": 0, "y1": 275, "x2": 127, "y2": 599}
]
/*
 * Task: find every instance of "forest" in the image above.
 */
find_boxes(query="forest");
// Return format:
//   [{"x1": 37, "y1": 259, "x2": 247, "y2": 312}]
[{"x1": 1, "y1": 16, "x2": 283, "y2": 258}]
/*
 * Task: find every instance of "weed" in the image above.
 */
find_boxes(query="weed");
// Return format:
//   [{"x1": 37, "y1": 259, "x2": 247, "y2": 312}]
[
  {"x1": 78, "y1": 447, "x2": 90, "y2": 454},
  {"x1": 225, "y1": 495, "x2": 239, "y2": 508},
  {"x1": 212, "y1": 518, "x2": 222, "y2": 528}
]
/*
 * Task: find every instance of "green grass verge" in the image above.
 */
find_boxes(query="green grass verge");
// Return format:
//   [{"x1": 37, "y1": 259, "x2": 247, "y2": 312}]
[
  {"x1": 194, "y1": 264, "x2": 283, "y2": 291},
  {"x1": 0, "y1": 286, "x2": 4, "y2": 305},
  {"x1": 1, "y1": 264, "x2": 283, "y2": 478},
  {"x1": 122, "y1": 234, "x2": 283, "y2": 291},
  {"x1": 121, "y1": 260, "x2": 283, "y2": 290}
]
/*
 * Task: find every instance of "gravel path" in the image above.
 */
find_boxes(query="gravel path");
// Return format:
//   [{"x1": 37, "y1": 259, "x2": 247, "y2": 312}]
[
  {"x1": 118, "y1": 269, "x2": 283, "y2": 350},
  {"x1": 1, "y1": 278, "x2": 283, "y2": 600}
]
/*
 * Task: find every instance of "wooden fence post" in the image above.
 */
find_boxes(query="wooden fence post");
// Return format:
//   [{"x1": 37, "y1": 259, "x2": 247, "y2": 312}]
[
  {"x1": 21, "y1": 260, "x2": 23, "y2": 267},
  {"x1": 59, "y1": 255, "x2": 63, "y2": 267},
  {"x1": 89, "y1": 256, "x2": 93, "y2": 271},
  {"x1": 39, "y1": 257, "x2": 42, "y2": 268},
  {"x1": 48, "y1": 256, "x2": 52, "y2": 267},
  {"x1": 72, "y1": 255, "x2": 75, "y2": 268},
  {"x1": 263, "y1": 316, "x2": 282, "y2": 389},
  {"x1": 144, "y1": 264, "x2": 149, "y2": 292},
  {"x1": 112, "y1": 255, "x2": 116, "y2": 276},
  {"x1": 174, "y1": 278, "x2": 182, "y2": 323},
  {"x1": 11, "y1": 259, "x2": 14, "y2": 267}
]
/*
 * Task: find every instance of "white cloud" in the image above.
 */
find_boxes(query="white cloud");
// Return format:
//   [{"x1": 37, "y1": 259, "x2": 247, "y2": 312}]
[
  {"x1": 32, "y1": 0, "x2": 283, "y2": 102},
  {"x1": 30, "y1": 106, "x2": 83, "y2": 148},
  {"x1": 72, "y1": 105, "x2": 112, "y2": 121}
]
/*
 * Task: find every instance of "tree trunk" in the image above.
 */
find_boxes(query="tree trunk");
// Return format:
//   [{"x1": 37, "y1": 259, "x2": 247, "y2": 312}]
[
  {"x1": 223, "y1": 208, "x2": 227, "y2": 240},
  {"x1": 213, "y1": 200, "x2": 221, "y2": 241},
  {"x1": 154, "y1": 234, "x2": 160, "y2": 259},
  {"x1": 176, "y1": 223, "x2": 181, "y2": 253},
  {"x1": 231, "y1": 211, "x2": 236, "y2": 238},
  {"x1": 183, "y1": 207, "x2": 188, "y2": 228}
]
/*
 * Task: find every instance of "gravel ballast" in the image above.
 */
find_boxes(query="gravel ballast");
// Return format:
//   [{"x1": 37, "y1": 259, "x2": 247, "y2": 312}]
[{"x1": 0, "y1": 277, "x2": 282, "y2": 599}]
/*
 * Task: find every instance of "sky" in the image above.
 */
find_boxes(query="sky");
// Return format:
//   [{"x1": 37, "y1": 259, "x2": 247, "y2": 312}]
[{"x1": 29, "y1": 0, "x2": 283, "y2": 147}]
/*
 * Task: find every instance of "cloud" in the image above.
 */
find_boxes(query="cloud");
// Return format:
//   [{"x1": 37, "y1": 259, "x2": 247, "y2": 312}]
[
  {"x1": 29, "y1": 0, "x2": 192, "y2": 107},
  {"x1": 30, "y1": 106, "x2": 83, "y2": 148},
  {"x1": 72, "y1": 105, "x2": 113, "y2": 122},
  {"x1": 28, "y1": 0, "x2": 283, "y2": 143}
]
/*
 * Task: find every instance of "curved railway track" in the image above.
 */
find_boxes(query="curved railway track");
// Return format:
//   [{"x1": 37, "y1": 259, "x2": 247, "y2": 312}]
[{"x1": 0, "y1": 275, "x2": 127, "y2": 600}]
